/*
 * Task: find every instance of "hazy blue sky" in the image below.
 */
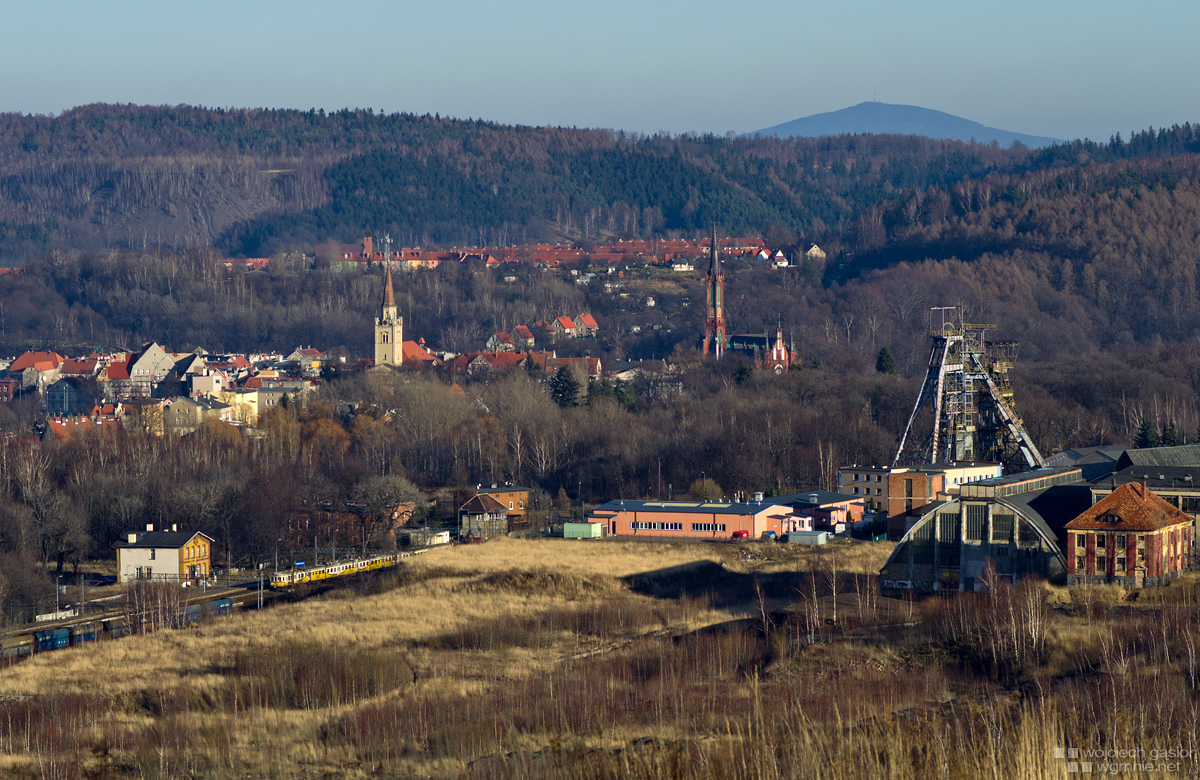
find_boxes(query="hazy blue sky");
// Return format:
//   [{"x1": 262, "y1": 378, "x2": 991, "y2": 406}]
[{"x1": 3, "y1": 1, "x2": 1196, "y2": 141}]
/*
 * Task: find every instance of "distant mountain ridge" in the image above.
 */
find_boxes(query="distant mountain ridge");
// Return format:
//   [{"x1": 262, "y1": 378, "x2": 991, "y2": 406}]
[{"x1": 748, "y1": 101, "x2": 1062, "y2": 148}]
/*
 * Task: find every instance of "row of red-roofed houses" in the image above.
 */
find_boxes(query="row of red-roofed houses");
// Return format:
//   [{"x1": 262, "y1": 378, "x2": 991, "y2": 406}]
[
  {"x1": 448, "y1": 350, "x2": 601, "y2": 380},
  {"x1": 484, "y1": 314, "x2": 599, "y2": 354}
]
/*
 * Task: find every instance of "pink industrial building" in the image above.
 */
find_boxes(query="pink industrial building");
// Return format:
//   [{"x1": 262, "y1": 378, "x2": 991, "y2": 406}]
[{"x1": 588, "y1": 500, "x2": 793, "y2": 540}]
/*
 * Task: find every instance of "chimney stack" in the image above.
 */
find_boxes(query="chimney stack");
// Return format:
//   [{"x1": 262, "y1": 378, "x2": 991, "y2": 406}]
[
  {"x1": 146, "y1": 523, "x2": 154, "y2": 532},
  {"x1": 127, "y1": 533, "x2": 137, "y2": 543}
]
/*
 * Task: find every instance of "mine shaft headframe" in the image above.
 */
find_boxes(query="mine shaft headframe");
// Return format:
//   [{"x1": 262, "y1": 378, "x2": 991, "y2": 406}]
[
  {"x1": 927, "y1": 305, "x2": 996, "y2": 340},
  {"x1": 892, "y1": 306, "x2": 1046, "y2": 472}
]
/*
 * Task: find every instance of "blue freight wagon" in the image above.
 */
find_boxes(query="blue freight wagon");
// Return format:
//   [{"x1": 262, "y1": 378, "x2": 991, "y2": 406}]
[
  {"x1": 70, "y1": 622, "x2": 100, "y2": 645},
  {"x1": 34, "y1": 628, "x2": 69, "y2": 651},
  {"x1": 209, "y1": 598, "x2": 233, "y2": 616}
]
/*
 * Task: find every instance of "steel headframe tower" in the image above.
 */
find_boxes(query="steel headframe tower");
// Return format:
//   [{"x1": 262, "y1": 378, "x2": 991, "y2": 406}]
[
  {"x1": 702, "y1": 224, "x2": 727, "y2": 358},
  {"x1": 892, "y1": 307, "x2": 1046, "y2": 472}
]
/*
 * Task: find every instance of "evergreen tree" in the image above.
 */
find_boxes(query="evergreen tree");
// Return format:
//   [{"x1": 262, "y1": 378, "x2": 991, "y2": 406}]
[
  {"x1": 523, "y1": 354, "x2": 537, "y2": 374},
  {"x1": 1135, "y1": 417, "x2": 1159, "y2": 449},
  {"x1": 733, "y1": 360, "x2": 753, "y2": 386},
  {"x1": 1162, "y1": 419, "x2": 1183, "y2": 447},
  {"x1": 613, "y1": 380, "x2": 635, "y2": 410},
  {"x1": 549, "y1": 365, "x2": 581, "y2": 408},
  {"x1": 876, "y1": 346, "x2": 897, "y2": 375}
]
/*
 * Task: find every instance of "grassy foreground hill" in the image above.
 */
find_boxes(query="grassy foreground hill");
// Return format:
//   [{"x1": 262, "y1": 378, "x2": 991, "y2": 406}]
[{"x1": 1, "y1": 537, "x2": 1198, "y2": 779}]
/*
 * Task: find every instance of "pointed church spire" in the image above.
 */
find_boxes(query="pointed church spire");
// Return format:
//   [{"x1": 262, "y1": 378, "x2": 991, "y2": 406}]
[
  {"x1": 709, "y1": 223, "x2": 720, "y2": 275},
  {"x1": 703, "y1": 223, "x2": 726, "y2": 358},
  {"x1": 382, "y1": 266, "x2": 396, "y2": 309}
]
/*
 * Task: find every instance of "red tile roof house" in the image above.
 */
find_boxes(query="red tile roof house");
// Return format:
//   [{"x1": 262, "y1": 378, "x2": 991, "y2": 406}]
[
  {"x1": 552, "y1": 316, "x2": 579, "y2": 337},
  {"x1": 10, "y1": 351, "x2": 65, "y2": 373},
  {"x1": 1065, "y1": 482, "x2": 1192, "y2": 588},
  {"x1": 450, "y1": 351, "x2": 533, "y2": 376},
  {"x1": 10, "y1": 351, "x2": 65, "y2": 391},
  {"x1": 513, "y1": 325, "x2": 536, "y2": 350},
  {"x1": 400, "y1": 340, "x2": 442, "y2": 369},
  {"x1": 575, "y1": 313, "x2": 600, "y2": 337},
  {"x1": 486, "y1": 332, "x2": 516, "y2": 352},
  {"x1": 59, "y1": 358, "x2": 99, "y2": 377}
]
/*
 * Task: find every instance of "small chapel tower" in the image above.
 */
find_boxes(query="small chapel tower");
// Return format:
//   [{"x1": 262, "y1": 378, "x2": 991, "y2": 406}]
[{"x1": 374, "y1": 266, "x2": 403, "y2": 367}]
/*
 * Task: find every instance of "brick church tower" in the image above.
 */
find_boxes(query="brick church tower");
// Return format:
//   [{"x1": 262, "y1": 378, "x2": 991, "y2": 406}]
[{"x1": 702, "y1": 226, "x2": 726, "y2": 358}]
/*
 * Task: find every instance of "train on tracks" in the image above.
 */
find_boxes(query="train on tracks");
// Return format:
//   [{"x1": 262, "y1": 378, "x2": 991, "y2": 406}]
[
  {"x1": 2, "y1": 543, "x2": 448, "y2": 661},
  {"x1": 267, "y1": 548, "x2": 436, "y2": 589},
  {"x1": 0, "y1": 598, "x2": 233, "y2": 661}
]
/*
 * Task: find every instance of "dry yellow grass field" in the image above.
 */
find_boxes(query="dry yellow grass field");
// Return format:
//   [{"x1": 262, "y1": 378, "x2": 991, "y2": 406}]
[
  {"x1": 2, "y1": 536, "x2": 1188, "y2": 780},
  {"x1": 0, "y1": 537, "x2": 789, "y2": 778},
  {"x1": 0, "y1": 538, "x2": 733, "y2": 695}
]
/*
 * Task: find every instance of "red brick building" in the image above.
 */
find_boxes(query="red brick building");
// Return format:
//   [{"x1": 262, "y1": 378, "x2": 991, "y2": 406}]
[{"x1": 1065, "y1": 482, "x2": 1191, "y2": 587}]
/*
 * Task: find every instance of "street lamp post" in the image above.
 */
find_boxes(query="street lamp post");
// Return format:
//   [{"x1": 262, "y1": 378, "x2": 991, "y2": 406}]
[
  {"x1": 275, "y1": 539, "x2": 281, "y2": 572},
  {"x1": 55, "y1": 575, "x2": 60, "y2": 615}
]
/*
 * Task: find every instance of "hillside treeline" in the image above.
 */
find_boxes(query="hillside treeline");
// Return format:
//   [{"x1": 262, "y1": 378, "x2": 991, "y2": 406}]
[
  {"x1": 0, "y1": 103, "x2": 1051, "y2": 259},
  {"x1": 6, "y1": 104, "x2": 1200, "y2": 262}
]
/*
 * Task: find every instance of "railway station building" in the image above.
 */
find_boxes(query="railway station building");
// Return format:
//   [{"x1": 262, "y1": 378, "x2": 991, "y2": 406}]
[{"x1": 115, "y1": 525, "x2": 215, "y2": 584}]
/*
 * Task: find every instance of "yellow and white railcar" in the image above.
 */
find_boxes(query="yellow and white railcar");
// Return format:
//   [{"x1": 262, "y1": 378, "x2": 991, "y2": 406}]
[{"x1": 269, "y1": 551, "x2": 404, "y2": 589}]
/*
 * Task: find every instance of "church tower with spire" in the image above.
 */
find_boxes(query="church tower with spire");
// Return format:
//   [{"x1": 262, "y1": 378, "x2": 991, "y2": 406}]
[
  {"x1": 703, "y1": 225, "x2": 726, "y2": 358},
  {"x1": 374, "y1": 266, "x2": 403, "y2": 367}
]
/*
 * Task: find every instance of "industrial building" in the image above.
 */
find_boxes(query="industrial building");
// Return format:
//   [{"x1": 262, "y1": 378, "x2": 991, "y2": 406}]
[
  {"x1": 770, "y1": 490, "x2": 866, "y2": 532},
  {"x1": 880, "y1": 468, "x2": 1091, "y2": 594},
  {"x1": 588, "y1": 499, "x2": 793, "y2": 540},
  {"x1": 839, "y1": 461, "x2": 1003, "y2": 538}
]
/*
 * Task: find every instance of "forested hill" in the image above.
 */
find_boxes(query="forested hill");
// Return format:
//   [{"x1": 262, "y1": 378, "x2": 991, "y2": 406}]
[
  {"x1": 3, "y1": 104, "x2": 1200, "y2": 263},
  {"x1": 0, "y1": 103, "x2": 1089, "y2": 260}
]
